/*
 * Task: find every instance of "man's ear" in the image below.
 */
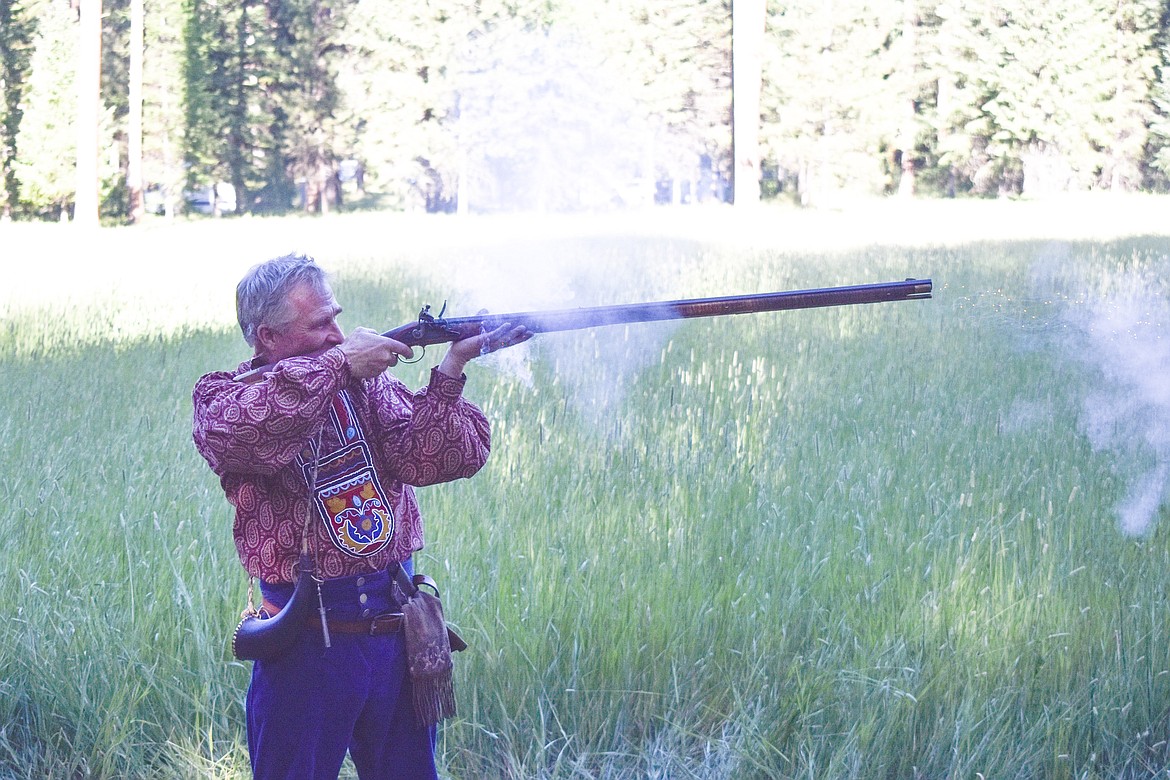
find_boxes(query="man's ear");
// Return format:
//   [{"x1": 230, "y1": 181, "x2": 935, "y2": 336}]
[{"x1": 254, "y1": 323, "x2": 278, "y2": 357}]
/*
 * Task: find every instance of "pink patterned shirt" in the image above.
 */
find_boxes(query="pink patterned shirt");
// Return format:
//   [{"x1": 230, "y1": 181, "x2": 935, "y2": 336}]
[{"x1": 192, "y1": 347, "x2": 491, "y2": 583}]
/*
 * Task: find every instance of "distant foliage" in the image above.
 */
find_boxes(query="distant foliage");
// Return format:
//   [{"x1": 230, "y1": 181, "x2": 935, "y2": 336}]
[
  {"x1": 13, "y1": 0, "x2": 117, "y2": 219},
  {"x1": 0, "y1": 0, "x2": 36, "y2": 218},
  {"x1": 2, "y1": 0, "x2": 1169, "y2": 220}
]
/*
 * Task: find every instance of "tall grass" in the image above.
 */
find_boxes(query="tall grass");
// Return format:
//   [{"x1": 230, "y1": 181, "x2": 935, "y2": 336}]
[{"x1": 2, "y1": 206, "x2": 1170, "y2": 778}]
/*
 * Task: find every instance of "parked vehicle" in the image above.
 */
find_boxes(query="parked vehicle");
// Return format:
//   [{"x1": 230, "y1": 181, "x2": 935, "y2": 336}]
[{"x1": 184, "y1": 182, "x2": 237, "y2": 215}]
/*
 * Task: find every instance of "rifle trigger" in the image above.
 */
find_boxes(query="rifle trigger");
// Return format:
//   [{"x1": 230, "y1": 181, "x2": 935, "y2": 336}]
[{"x1": 400, "y1": 346, "x2": 426, "y2": 364}]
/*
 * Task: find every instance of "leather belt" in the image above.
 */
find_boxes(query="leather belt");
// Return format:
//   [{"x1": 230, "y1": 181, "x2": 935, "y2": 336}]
[
  {"x1": 319, "y1": 612, "x2": 403, "y2": 636},
  {"x1": 260, "y1": 598, "x2": 404, "y2": 636}
]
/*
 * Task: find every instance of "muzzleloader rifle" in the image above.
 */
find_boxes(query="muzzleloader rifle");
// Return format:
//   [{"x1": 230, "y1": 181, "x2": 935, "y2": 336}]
[{"x1": 235, "y1": 278, "x2": 933, "y2": 384}]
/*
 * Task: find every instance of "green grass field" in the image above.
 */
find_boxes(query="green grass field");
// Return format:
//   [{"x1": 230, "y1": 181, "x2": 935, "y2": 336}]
[{"x1": 2, "y1": 200, "x2": 1170, "y2": 778}]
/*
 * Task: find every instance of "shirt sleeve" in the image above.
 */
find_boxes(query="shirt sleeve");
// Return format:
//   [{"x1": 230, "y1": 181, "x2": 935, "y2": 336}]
[
  {"x1": 192, "y1": 348, "x2": 351, "y2": 476},
  {"x1": 369, "y1": 367, "x2": 492, "y2": 487}
]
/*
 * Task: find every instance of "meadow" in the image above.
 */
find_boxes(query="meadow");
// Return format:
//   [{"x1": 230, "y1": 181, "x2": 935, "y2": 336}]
[{"x1": 2, "y1": 199, "x2": 1170, "y2": 778}]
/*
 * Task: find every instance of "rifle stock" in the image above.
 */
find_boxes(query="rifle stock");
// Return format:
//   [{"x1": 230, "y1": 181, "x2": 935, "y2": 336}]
[{"x1": 235, "y1": 278, "x2": 931, "y2": 384}]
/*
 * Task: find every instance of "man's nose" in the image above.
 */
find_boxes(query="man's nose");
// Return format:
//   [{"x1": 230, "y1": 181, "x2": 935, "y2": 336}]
[{"x1": 325, "y1": 322, "x2": 345, "y2": 344}]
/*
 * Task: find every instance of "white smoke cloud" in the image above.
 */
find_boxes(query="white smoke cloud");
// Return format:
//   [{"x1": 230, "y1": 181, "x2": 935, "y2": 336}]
[
  {"x1": 1063, "y1": 268, "x2": 1170, "y2": 535},
  {"x1": 1118, "y1": 462, "x2": 1170, "y2": 536},
  {"x1": 439, "y1": 239, "x2": 680, "y2": 420}
]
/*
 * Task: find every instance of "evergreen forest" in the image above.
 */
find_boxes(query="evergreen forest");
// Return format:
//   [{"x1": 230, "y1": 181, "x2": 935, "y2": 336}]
[{"x1": 2, "y1": 0, "x2": 1170, "y2": 223}]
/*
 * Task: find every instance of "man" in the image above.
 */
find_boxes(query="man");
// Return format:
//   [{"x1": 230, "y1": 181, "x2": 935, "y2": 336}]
[{"x1": 192, "y1": 254, "x2": 529, "y2": 779}]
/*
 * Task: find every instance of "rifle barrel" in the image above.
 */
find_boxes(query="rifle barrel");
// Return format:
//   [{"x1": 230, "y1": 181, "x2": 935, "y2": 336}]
[{"x1": 387, "y1": 278, "x2": 933, "y2": 345}]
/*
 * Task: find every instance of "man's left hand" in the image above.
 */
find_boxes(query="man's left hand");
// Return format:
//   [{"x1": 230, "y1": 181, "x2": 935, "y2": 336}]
[{"x1": 438, "y1": 322, "x2": 534, "y2": 378}]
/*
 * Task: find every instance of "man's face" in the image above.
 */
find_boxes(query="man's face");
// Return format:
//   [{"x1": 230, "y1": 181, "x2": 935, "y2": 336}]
[{"x1": 256, "y1": 281, "x2": 345, "y2": 362}]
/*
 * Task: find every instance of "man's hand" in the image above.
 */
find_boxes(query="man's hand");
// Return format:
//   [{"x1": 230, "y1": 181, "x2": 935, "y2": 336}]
[
  {"x1": 338, "y1": 327, "x2": 414, "y2": 379},
  {"x1": 438, "y1": 322, "x2": 534, "y2": 378}
]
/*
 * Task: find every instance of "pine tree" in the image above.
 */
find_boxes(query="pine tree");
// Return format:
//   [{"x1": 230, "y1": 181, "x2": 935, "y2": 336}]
[
  {"x1": 1091, "y1": 0, "x2": 1161, "y2": 190},
  {"x1": 928, "y1": 0, "x2": 1002, "y2": 194},
  {"x1": 762, "y1": 0, "x2": 905, "y2": 203},
  {"x1": 183, "y1": 0, "x2": 274, "y2": 213},
  {"x1": 260, "y1": 0, "x2": 351, "y2": 212},
  {"x1": 140, "y1": 0, "x2": 185, "y2": 215},
  {"x1": 1148, "y1": 4, "x2": 1170, "y2": 187},
  {"x1": 0, "y1": 0, "x2": 36, "y2": 218},
  {"x1": 15, "y1": 0, "x2": 114, "y2": 218},
  {"x1": 601, "y1": 0, "x2": 730, "y2": 205},
  {"x1": 332, "y1": 0, "x2": 458, "y2": 210}
]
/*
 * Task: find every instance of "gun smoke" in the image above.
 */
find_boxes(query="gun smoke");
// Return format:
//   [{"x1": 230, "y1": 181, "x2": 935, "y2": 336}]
[
  {"x1": 443, "y1": 238, "x2": 687, "y2": 425},
  {"x1": 1061, "y1": 266, "x2": 1170, "y2": 536}
]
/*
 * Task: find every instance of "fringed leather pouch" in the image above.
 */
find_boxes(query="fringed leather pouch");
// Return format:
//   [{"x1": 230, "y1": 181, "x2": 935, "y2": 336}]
[{"x1": 392, "y1": 564, "x2": 466, "y2": 726}]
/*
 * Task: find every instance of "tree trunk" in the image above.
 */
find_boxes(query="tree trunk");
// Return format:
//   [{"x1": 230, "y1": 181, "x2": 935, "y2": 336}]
[
  {"x1": 74, "y1": 0, "x2": 101, "y2": 226},
  {"x1": 896, "y1": 0, "x2": 918, "y2": 198},
  {"x1": 731, "y1": 0, "x2": 765, "y2": 206},
  {"x1": 127, "y1": 0, "x2": 145, "y2": 222}
]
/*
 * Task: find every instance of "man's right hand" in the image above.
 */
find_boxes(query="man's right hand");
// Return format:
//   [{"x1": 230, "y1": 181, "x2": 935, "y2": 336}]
[{"x1": 338, "y1": 328, "x2": 414, "y2": 379}]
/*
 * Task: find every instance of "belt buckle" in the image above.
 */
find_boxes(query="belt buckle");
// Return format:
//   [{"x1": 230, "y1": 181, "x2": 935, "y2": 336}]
[{"x1": 369, "y1": 612, "x2": 403, "y2": 636}]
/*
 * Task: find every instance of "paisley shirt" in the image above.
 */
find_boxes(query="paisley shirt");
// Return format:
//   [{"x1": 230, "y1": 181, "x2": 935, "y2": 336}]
[{"x1": 192, "y1": 347, "x2": 491, "y2": 583}]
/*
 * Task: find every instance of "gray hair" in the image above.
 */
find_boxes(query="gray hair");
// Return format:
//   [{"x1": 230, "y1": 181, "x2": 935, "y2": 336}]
[{"x1": 236, "y1": 253, "x2": 330, "y2": 347}]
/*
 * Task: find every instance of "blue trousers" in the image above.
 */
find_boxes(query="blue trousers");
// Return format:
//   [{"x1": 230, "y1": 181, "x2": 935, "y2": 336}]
[{"x1": 248, "y1": 561, "x2": 438, "y2": 780}]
